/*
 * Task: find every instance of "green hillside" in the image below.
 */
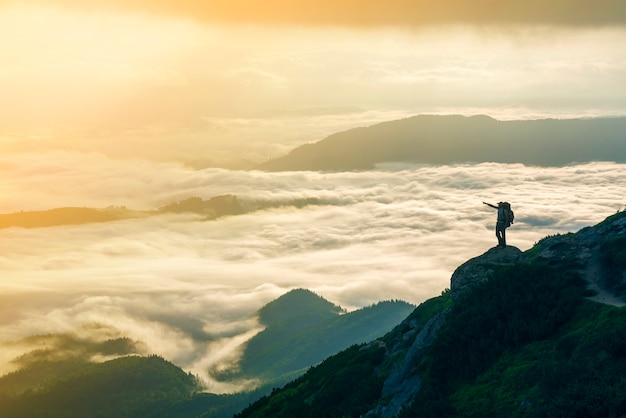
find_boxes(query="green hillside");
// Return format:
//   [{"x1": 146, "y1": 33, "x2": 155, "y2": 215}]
[
  {"x1": 231, "y1": 290, "x2": 415, "y2": 384},
  {"x1": 0, "y1": 355, "x2": 200, "y2": 418},
  {"x1": 3, "y1": 212, "x2": 624, "y2": 417},
  {"x1": 0, "y1": 290, "x2": 414, "y2": 417},
  {"x1": 237, "y1": 211, "x2": 626, "y2": 417}
]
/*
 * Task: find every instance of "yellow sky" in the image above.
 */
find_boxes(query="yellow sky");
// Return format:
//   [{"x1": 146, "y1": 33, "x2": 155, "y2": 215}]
[
  {"x1": 5, "y1": 0, "x2": 626, "y2": 26},
  {"x1": 1, "y1": 1, "x2": 626, "y2": 167}
]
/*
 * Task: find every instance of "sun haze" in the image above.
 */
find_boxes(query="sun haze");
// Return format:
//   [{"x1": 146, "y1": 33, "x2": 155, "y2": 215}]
[
  {"x1": 1, "y1": 0, "x2": 626, "y2": 402},
  {"x1": 1, "y1": 1, "x2": 625, "y2": 168}
]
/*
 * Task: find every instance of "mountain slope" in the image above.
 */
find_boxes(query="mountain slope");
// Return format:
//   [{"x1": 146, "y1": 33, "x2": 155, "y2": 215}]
[
  {"x1": 237, "y1": 211, "x2": 626, "y2": 418},
  {"x1": 0, "y1": 355, "x2": 200, "y2": 418},
  {"x1": 217, "y1": 289, "x2": 415, "y2": 387},
  {"x1": 0, "y1": 289, "x2": 415, "y2": 418},
  {"x1": 256, "y1": 115, "x2": 626, "y2": 171}
]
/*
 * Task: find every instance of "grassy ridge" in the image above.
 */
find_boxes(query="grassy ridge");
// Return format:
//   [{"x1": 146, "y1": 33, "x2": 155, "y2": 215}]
[
  {"x1": 400, "y1": 263, "x2": 626, "y2": 417},
  {"x1": 237, "y1": 262, "x2": 626, "y2": 417}
]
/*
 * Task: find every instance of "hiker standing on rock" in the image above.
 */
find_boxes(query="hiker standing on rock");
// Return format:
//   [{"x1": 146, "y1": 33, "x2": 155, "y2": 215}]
[{"x1": 483, "y1": 201, "x2": 514, "y2": 248}]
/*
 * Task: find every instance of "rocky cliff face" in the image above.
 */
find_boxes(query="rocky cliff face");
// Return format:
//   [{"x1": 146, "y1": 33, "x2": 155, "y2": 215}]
[
  {"x1": 450, "y1": 211, "x2": 626, "y2": 305},
  {"x1": 362, "y1": 308, "x2": 448, "y2": 418},
  {"x1": 361, "y1": 246, "x2": 531, "y2": 417}
]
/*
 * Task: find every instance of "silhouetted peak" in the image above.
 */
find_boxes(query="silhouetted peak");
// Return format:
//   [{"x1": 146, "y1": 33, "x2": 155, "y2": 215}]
[{"x1": 258, "y1": 288, "x2": 343, "y2": 326}]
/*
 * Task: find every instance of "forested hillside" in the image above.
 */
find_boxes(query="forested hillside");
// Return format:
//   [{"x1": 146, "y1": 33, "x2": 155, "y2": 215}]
[
  {"x1": 237, "y1": 211, "x2": 626, "y2": 417},
  {"x1": 0, "y1": 290, "x2": 413, "y2": 418}
]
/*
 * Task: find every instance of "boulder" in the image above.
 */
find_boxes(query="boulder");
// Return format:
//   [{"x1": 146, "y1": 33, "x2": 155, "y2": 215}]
[{"x1": 450, "y1": 246, "x2": 526, "y2": 301}]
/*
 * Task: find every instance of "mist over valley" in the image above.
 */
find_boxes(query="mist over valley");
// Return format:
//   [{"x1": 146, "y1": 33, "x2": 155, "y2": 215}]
[
  {"x1": 1, "y1": 149, "x2": 624, "y2": 392},
  {"x1": 2, "y1": 2, "x2": 626, "y2": 414}
]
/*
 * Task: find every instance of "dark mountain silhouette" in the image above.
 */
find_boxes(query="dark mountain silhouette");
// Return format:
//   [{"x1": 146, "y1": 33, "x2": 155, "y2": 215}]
[
  {"x1": 237, "y1": 211, "x2": 626, "y2": 417},
  {"x1": 0, "y1": 206, "x2": 146, "y2": 229},
  {"x1": 157, "y1": 195, "x2": 243, "y2": 217},
  {"x1": 256, "y1": 114, "x2": 626, "y2": 171},
  {"x1": 0, "y1": 195, "x2": 244, "y2": 230},
  {"x1": 257, "y1": 288, "x2": 344, "y2": 328},
  {"x1": 0, "y1": 195, "x2": 330, "y2": 229},
  {"x1": 0, "y1": 355, "x2": 199, "y2": 418}
]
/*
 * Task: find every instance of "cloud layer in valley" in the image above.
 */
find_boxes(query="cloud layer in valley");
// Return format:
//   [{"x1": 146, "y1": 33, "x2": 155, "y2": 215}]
[
  {"x1": 1, "y1": 0, "x2": 626, "y2": 392},
  {"x1": 1, "y1": 153, "x2": 624, "y2": 390}
]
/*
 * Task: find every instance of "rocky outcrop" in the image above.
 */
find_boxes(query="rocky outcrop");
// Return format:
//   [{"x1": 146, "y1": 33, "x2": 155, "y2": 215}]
[
  {"x1": 372, "y1": 213, "x2": 626, "y2": 417},
  {"x1": 528, "y1": 211, "x2": 626, "y2": 305},
  {"x1": 364, "y1": 245, "x2": 528, "y2": 417},
  {"x1": 450, "y1": 246, "x2": 527, "y2": 301},
  {"x1": 236, "y1": 212, "x2": 626, "y2": 418}
]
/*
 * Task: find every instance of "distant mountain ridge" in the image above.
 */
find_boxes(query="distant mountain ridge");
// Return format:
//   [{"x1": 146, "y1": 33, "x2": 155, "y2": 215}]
[
  {"x1": 256, "y1": 114, "x2": 626, "y2": 171},
  {"x1": 0, "y1": 195, "x2": 243, "y2": 229},
  {"x1": 0, "y1": 195, "x2": 326, "y2": 229}
]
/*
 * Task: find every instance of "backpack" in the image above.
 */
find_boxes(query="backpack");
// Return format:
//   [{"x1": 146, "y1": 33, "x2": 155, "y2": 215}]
[{"x1": 502, "y1": 202, "x2": 514, "y2": 227}]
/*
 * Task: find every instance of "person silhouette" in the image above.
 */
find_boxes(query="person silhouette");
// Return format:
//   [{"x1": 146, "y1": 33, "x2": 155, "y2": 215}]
[{"x1": 483, "y1": 201, "x2": 511, "y2": 248}]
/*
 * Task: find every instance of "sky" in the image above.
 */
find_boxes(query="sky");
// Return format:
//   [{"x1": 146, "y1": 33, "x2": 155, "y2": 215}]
[
  {"x1": 1, "y1": 1, "x2": 626, "y2": 168},
  {"x1": 1, "y1": 0, "x2": 626, "y2": 393}
]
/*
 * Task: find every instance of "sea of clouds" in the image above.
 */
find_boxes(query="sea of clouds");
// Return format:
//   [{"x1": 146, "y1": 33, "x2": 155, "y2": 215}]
[{"x1": 0, "y1": 152, "x2": 624, "y2": 391}]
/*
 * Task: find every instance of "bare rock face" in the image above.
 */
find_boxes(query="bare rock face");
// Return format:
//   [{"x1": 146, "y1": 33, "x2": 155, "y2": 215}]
[{"x1": 450, "y1": 246, "x2": 527, "y2": 301}]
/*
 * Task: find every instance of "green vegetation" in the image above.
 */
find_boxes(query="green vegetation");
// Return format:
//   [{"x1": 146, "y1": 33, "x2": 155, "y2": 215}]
[
  {"x1": 0, "y1": 355, "x2": 199, "y2": 418},
  {"x1": 441, "y1": 303, "x2": 626, "y2": 417},
  {"x1": 2, "y1": 212, "x2": 624, "y2": 417},
  {"x1": 0, "y1": 292, "x2": 414, "y2": 417},
  {"x1": 238, "y1": 257, "x2": 626, "y2": 418},
  {"x1": 236, "y1": 293, "x2": 450, "y2": 418},
  {"x1": 235, "y1": 344, "x2": 386, "y2": 418},
  {"x1": 0, "y1": 347, "x2": 257, "y2": 418},
  {"x1": 399, "y1": 264, "x2": 626, "y2": 417},
  {"x1": 601, "y1": 236, "x2": 626, "y2": 294},
  {"x1": 219, "y1": 289, "x2": 414, "y2": 387},
  {"x1": 0, "y1": 333, "x2": 141, "y2": 398}
]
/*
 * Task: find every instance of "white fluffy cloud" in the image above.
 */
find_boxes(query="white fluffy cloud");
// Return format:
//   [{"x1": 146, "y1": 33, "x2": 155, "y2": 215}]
[{"x1": 0, "y1": 154, "x2": 624, "y2": 388}]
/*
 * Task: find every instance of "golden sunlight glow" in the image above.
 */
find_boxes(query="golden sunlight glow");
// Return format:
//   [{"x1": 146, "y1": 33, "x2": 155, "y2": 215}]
[
  {"x1": 1, "y1": 0, "x2": 626, "y2": 406},
  {"x1": 1, "y1": 2, "x2": 625, "y2": 168},
  {"x1": 0, "y1": 6, "x2": 202, "y2": 131}
]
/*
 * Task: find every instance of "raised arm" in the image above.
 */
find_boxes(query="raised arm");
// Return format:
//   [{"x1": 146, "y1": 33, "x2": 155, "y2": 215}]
[{"x1": 483, "y1": 202, "x2": 498, "y2": 209}]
